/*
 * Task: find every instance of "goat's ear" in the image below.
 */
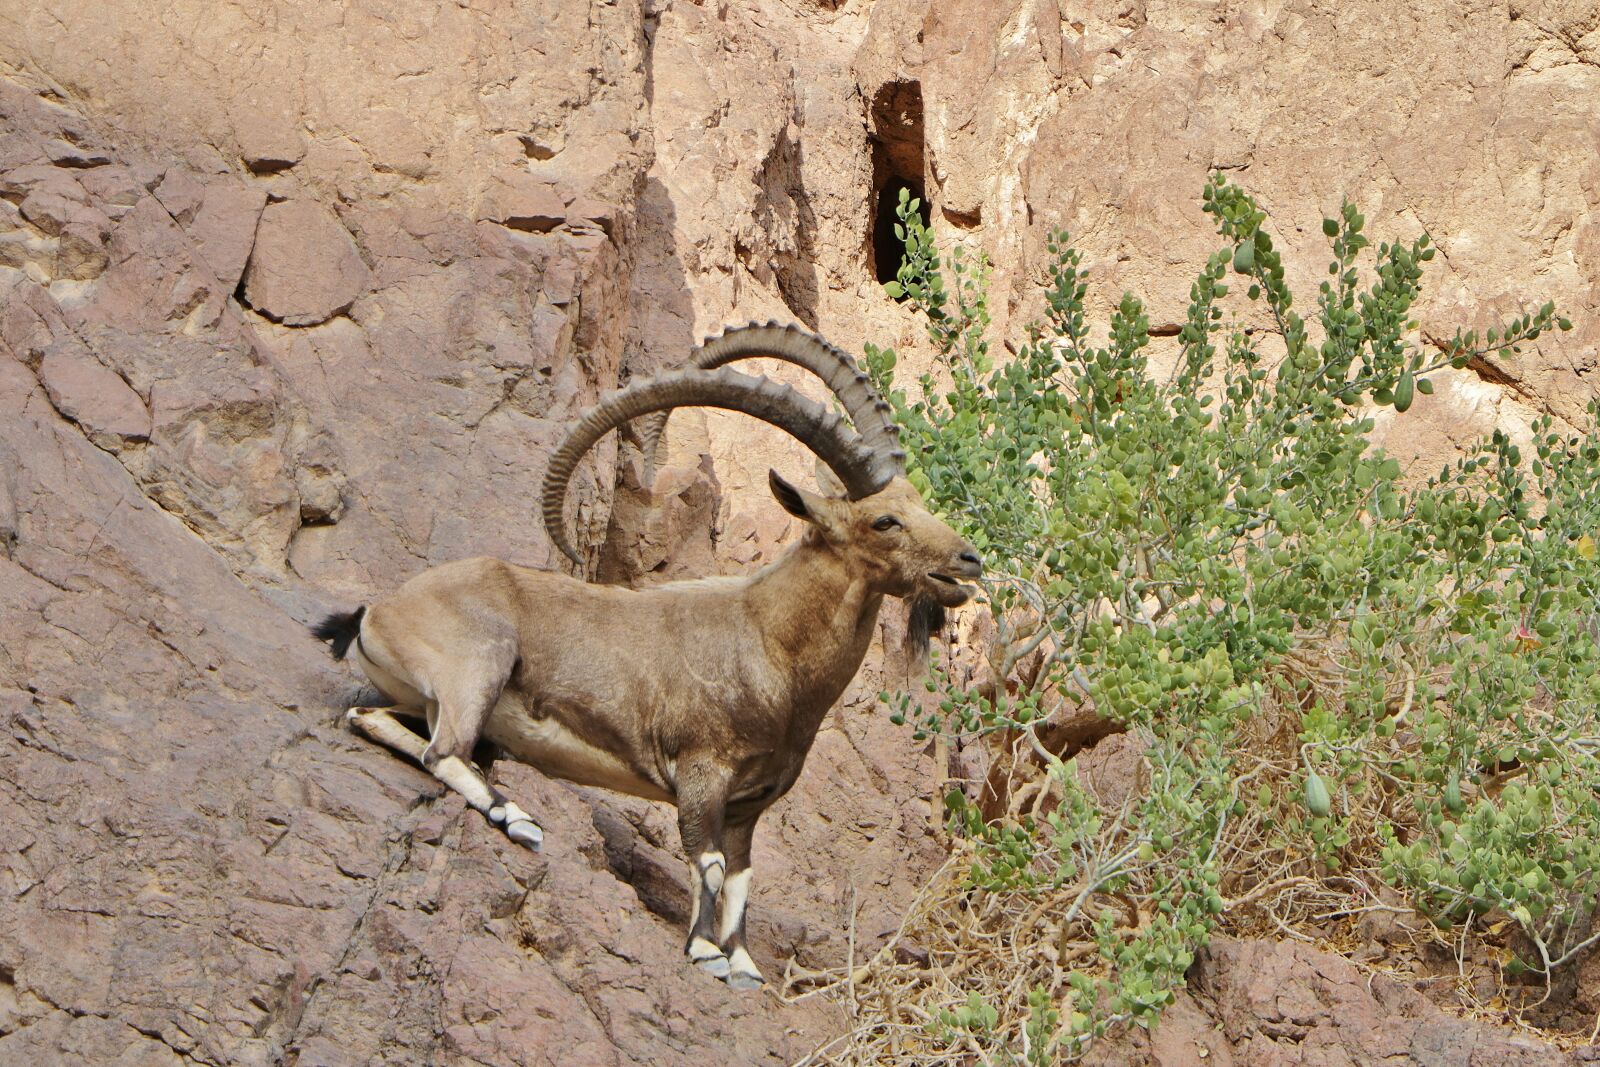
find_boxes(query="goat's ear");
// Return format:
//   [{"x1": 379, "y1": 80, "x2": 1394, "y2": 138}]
[
  {"x1": 812, "y1": 457, "x2": 847, "y2": 498},
  {"x1": 769, "y1": 469, "x2": 822, "y2": 523}
]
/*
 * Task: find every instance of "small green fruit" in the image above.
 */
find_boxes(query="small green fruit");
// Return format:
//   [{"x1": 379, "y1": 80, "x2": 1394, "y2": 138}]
[
  {"x1": 1394, "y1": 372, "x2": 1414, "y2": 412},
  {"x1": 1444, "y1": 771, "x2": 1464, "y2": 814},
  {"x1": 1304, "y1": 770, "x2": 1332, "y2": 817}
]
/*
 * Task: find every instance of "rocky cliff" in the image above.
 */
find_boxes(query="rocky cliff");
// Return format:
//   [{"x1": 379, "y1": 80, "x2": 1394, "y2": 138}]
[{"x1": 1, "y1": 1, "x2": 1596, "y2": 1064}]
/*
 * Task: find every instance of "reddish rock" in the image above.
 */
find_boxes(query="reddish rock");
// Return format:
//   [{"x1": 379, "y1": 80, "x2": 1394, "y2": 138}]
[
  {"x1": 232, "y1": 106, "x2": 303, "y2": 174},
  {"x1": 36, "y1": 344, "x2": 150, "y2": 445},
  {"x1": 1082, "y1": 936, "x2": 1588, "y2": 1066},
  {"x1": 8, "y1": 170, "x2": 110, "y2": 281},
  {"x1": 42, "y1": 138, "x2": 111, "y2": 170},
  {"x1": 0, "y1": 53, "x2": 857, "y2": 1067},
  {"x1": 18, "y1": 182, "x2": 89, "y2": 236},
  {"x1": 479, "y1": 173, "x2": 568, "y2": 233},
  {"x1": 566, "y1": 196, "x2": 620, "y2": 237},
  {"x1": 1194, "y1": 937, "x2": 1573, "y2": 1066},
  {"x1": 152, "y1": 166, "x2": 206, "y2": 225},
  {"x1": 76, "y1": 165, "x2": 148, "y2": 219},
  {"x1": 240, "y1": 200, "x2": 370, "y2": 326},
  {"x1": 187, "y1": 182, "x2": 267, "y2": 293}
]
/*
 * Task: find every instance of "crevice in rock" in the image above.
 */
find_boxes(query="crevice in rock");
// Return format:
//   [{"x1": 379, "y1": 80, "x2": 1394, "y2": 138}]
[
  {"x1": 588, "y1": 805, "x2": 689, "y2": 925},
  {"x1": 941, "y1": 203, "x2": 981, "y2": 229},
  {"x1": 867, "y1": 80, "x2": 928, "y2": 288},
  {"x1": 274, "y1": 819, "x2": 427, "y2": 1062},
  {"x1": 243, "y1": 157, "x2": 295, "y2": 176},
  {"x1": 518, "y1": 134, "x2": 556, "y2": 161},
  {"x1": 1462, "y1": 350, "x2": 1564, "y2": 423}
]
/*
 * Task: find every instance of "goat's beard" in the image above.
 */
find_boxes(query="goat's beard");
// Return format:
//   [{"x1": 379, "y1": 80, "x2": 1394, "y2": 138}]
[{"x1": 904, "y1": 596, "x2": 946, "y2": 665}]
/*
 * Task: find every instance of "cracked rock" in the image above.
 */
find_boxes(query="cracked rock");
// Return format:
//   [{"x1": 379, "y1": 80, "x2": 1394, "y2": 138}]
[
  {"x1": 37, "y1": 343, "x2": 151, "y2": 445},
  {"x1": 240, "y1": 200, "x2": 369, "y2": 326}
]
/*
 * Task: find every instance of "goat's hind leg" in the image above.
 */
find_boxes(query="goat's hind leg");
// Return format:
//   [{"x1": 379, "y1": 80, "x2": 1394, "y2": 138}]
[
  {"x1": 347, "y1": 704, "x2": 538, "y2": 848},
  {"x1": 423, "y1": 654, "x2": 544, "y2": 852},
  {"x1": 348, "y1": 706, "x2": 430, "y2": 762}
]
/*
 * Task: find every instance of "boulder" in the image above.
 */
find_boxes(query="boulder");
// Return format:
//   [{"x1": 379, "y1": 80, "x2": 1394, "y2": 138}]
[{"x1": 241, "y1": 200, "x2": 369, "y2": 326}]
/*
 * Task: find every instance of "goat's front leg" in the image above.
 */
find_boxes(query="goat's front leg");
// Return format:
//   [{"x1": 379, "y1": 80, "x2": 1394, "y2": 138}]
[
  {"x1": 719, "y1": 816, "x2": 764, "y2": 990},
  {"x1": 676, "y1": 765, "x2": 733, "y2": 978}
]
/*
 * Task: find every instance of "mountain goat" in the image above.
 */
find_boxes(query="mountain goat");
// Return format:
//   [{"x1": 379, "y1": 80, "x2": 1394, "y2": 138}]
[{"x1": 312, "y1": 323, "x2": 981, "y2": 990}]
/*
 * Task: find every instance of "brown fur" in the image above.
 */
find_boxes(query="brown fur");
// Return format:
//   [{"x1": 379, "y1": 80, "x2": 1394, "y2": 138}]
[{"x1": 326, "y1": 472, "x2": 981, "y2": 987}]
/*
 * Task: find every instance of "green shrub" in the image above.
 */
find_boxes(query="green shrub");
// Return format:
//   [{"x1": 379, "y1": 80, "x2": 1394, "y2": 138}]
[{"x1": 822, "y1": 177, "x2": 1594, "y2": 1062}]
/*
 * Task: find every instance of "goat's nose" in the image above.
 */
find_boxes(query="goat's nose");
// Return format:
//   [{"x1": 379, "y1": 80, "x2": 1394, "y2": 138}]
[{"x1": 959, "y1": 550, "x2": 982, "y2": 573}]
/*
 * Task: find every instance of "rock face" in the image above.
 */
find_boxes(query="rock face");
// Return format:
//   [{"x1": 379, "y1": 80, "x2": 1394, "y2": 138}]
[
  {"x1": 1087, "y1": 936, "x2": 1585, "y2": 1067},
  {"x1": 1, "y1": 0, "x2": 1597, "y2": 1064},
  {"x1": 240, "y1": 201, "x2": 371, "y2": 326}
]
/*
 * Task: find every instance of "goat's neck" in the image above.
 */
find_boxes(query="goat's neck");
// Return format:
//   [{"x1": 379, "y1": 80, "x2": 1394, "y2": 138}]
[{"x1": 748, "y1": 536, "x2": 882, "y2": 732}]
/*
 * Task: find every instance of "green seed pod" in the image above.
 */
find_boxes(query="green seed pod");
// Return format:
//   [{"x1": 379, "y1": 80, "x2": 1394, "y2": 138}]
[
  {"x1": 1303, "y1": 769, "x2": 1332, "y2": 817},
  {"x1": 1394, "y1": 371, "x2": 1415, "y2": 412},
  {"x1": 1444, "y1": 771, "x2": 1464, "y2": 814}
]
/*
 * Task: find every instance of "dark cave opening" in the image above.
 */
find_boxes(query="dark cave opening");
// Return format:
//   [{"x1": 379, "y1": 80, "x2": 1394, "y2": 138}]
[
  {"x1": 873, "y1": 176, "x2": 929, "y2": 286},
  {"x1": 868, "y1": 80, "x2": 928, "y2": 289}
]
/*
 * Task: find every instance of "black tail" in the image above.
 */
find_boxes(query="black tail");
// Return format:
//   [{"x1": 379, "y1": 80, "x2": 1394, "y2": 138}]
[{"x1": 311, "y1": 605, "x2": 366, "y2": 660}]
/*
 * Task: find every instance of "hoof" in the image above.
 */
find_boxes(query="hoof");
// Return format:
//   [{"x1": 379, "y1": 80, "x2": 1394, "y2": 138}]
[
  {"x1": 688, "y1": 938, "x2": 729, "y2": 978},
  {"x1": 723, "y1": 947, "x2": 763, "y2": 990},
  {"x1": 506, "y1": 820, "x2": 543, "y2": 852},
  {"x1": 724, "y1": 969, "x2": 764, "y2": 991},
  {"x1": 694, "y1": 954, "x2": 731, "y2": 979}
]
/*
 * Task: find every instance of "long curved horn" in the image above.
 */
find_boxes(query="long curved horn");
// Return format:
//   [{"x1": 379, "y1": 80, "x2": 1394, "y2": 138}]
[
  {"x1": 637, "y1": 322, "x2": 905, "y2": 476},
  {"x1": 542, "y1": 367, "x2": 897, "y2": 565}
]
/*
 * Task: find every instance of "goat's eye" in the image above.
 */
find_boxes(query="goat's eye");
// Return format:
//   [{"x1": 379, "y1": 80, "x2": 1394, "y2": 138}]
[{"x1": 872, "y1": 515, "x2": 902, "y2": 532}]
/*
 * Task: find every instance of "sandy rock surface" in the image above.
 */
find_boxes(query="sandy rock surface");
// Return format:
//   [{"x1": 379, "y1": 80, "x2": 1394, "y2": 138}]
[{"x1": 2, "y1": 0, "x2": 1598, "y2": 1063}]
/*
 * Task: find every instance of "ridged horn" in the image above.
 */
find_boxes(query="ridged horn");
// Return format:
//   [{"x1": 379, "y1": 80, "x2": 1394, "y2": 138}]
[
  {"x1": 542, "y1": 367, "x2": 898, "y2": 565},
  {"x1": 637, "y1": 321, "x2": 905, "y2": 477}
]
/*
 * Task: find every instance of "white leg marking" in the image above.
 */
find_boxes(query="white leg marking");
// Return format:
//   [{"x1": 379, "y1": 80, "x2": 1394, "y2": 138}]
[
  {"x1": 485, "y1": 801, "x2": 541, "y2": 850},
  {"x1": 431, "y1": 755, "x2": 495, "y2": 811},
  {"x1": 718, "y1": 869, "x2": 753, "y2": 944},
  {"x1": 698, "y1": 851, "x2": 726, "y2": 894},
  {"x1": 348, "y1": 708, "x2": 428, "y2": 762},
  {"x1": 724, "y1": 946, "x2": 763, "y2": 990},
  {"x1": 686, "y1": 862, "x2": 703, "y2": 932},
  {"x1": 688, "y1": 937, "x2": 730, "y2": 978}
]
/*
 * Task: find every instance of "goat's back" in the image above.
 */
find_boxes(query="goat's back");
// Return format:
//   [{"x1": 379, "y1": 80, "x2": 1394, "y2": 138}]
[{"x1": 360, "y1": 556, "x2": 770, "y2": 712}]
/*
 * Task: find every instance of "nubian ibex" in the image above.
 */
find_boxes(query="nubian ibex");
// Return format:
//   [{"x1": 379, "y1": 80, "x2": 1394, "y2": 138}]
[{"x1": 312, "y1": 323, "x2": 981, "y2": 990}]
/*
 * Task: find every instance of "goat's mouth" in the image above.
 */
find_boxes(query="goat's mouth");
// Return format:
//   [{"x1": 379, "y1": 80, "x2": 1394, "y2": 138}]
[{"x1": 925, "y1": 571, "x2": 977, "y2": 605}]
